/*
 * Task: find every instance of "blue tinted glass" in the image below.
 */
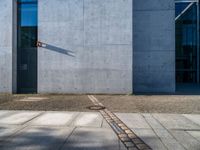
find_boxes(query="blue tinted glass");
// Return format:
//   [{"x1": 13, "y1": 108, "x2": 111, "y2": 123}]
[
  {"x1": 175, "y1": 2, "x2": 198, "y2": 83},
  {"x1": 20, "y1": 3, "x2": 37, "y2": 26},
  {"x1": 18, "y1": 0, "x2": 37, "y2": 3},
  {"x1": 175, "y1": 2, "x2": 191, "y2": 17}
]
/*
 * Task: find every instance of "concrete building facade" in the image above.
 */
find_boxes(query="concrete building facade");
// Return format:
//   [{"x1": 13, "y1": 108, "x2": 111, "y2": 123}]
[{"x1": 0, "y1": 0, "x2": 199, "y2": 94}]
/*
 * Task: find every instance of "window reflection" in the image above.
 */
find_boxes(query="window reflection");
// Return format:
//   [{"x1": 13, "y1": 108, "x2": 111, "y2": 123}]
[
  {"x1": 176, "y1": 2, "x2": 197, "y2": 83},
  {"x1": 18, "y1": 0, "x2": 37, "y2": 48}
]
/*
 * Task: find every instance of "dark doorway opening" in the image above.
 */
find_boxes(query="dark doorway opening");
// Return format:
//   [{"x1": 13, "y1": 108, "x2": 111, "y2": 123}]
[
  {"x1": 175, "y1": 1, "x2": 200, "y2": 93},
  {"x1": 17, "y1": 0, "x2": 38, "y2": 93}
]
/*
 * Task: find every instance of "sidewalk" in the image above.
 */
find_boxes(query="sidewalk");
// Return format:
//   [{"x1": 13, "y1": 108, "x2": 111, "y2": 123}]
[
  {"x1": 0, "y1": 111, "x2": 124, "y2": 150},
  {"x1": 0, "y1": 111, "x2": 200, "y2": 150}
]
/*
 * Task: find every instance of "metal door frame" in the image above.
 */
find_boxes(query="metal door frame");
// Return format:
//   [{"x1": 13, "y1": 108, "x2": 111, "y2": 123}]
[{"x1": 16, "y1": 0, "x2": 38, "y2": 93}]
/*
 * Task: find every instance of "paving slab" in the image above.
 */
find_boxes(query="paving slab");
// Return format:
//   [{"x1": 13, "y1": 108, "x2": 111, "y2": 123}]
[
  {"x1": 183, "y1": 114, "x2": 200, "y2": 126},
  {"x1": 0, "y1": 125, "x2": 23, "y2": 141},
  {"x1": 142, "y1": 114, "x2": 164, "y2": 129},
  {"x1": 0, "y1": 111, "x2": 15, "y2": 118},
  {"x1": 187, "y1": 131, "x2": 200, "y2": 142},
  {"x1": 0, "y1": 126, "x2": 74, "y2": 150},
  {"x1": 153, "y1": 114, "x2": 200, "y2": 130},
  {"x1": 0, "y1": 111, "x2": 199, "y2": 150},
  {"x1": 152, "y1": 129, "x2": 185, "y2": 150},
  {"x1": 0, "y1": 111, "x2": 42, "y2": 125},
  {"x1": 131, "y1": 128, "x2": 167, "y2": 150},
  {"x1": 102, "y1": 119, "x2": 110, "y2": 128},
  {"x1": 143, "y1": 114, "x2": 185, "y2": 150},
  {"x1": 71, "y1": 112, "x2": 103, "y2": 127},
  {"x1": 61, "y1": 127, "x2": 120, "y2": 150},
  {"x1": 171, "y1": 130, "x2": 200, "y2": 150},
  {"x1": 30, "y1": 112, "x2": 79, "y2": 126},
  {"x1": 116, "y1": 113, "x2": 151, "y2": 129},
  {"x1": 119, "y1": 141, "x2": 127, "y2": 150}
]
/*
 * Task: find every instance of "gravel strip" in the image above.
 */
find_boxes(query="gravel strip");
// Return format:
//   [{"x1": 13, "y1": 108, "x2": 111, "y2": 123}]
[
  {"x1": 0, "y1": 94, "x2": 93, "y2": 111},
  {"x1": 96, "y1": 95, "x2": 200, "y2": 114}
]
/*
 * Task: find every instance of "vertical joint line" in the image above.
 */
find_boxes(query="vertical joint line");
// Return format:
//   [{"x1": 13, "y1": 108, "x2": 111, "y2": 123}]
[{"x1": 197, "y1": 2, "x2": 200, "y2": 83}]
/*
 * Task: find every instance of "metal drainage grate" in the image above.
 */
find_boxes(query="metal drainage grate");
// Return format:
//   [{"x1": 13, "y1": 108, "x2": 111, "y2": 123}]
[
  {"x1": 87, "y1": 105, "x2": 106, "y2": 111},
  {"x1": 88, "y1": 95, "x2": 152, "y2": 150}
]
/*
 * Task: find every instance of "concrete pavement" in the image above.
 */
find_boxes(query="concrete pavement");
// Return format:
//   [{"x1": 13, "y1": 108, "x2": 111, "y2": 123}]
[{"x1": 0, "y1": 111, "x2": 200, "y2": 150}]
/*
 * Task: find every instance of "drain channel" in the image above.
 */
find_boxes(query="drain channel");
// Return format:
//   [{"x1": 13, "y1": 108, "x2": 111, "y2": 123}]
[
  {"x1": 88, "y1": 95, "x2": 152, "y2": 150},
  {"x1": 87, "y1": 105, "x2": 106, "y2": 111}
]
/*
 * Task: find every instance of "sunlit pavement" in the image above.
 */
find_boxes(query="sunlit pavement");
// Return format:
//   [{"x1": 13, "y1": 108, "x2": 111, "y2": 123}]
[{"x1": 0, "y1": 111, "x2": 200, "y2": 150}]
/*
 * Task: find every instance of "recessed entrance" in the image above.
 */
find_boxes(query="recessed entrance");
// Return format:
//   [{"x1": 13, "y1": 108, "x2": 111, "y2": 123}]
[
  {"x1": 17, "y1": 0, "x2": 38, "y2": 93},
  {"x1": 175, "y1": 0, "x2": 199, "y2": 84}
]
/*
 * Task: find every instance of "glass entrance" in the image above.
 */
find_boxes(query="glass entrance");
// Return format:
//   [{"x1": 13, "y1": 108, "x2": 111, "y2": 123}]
[
  {"x1": 17, "y1": 0, "x2": 38, "y2": 93},
  {"x1": 175, "y1": 0, "x2": 199, "y2": 83}
]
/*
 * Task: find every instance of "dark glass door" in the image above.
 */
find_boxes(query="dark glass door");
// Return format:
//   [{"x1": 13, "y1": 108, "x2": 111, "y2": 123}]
[
  {"x1": 175, "y1": 1, "x2": 199, "y2": 83},
  {"x1": 17, "y1": 0, "x2": 38, "y2": 93}
]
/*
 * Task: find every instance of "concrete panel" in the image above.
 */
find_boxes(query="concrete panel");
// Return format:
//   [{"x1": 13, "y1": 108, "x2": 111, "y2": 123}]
[
  {"x1": 154, "y1": 129, "x2": 185, "y2": 150},
  {"x1": 83, "y1": 0, "x2": 132, "y2": 45},
  {"x1": 183, "y1": 115, "x2": 200, "y2": 126},
  {"x1": 71, "y1": 112, "x2": 103, "y2": 127},
  {"x1": 134, "y1": 71, "x2": 175, "y2": 93},
  {"x1": 84, "y1": 0, "x2": 102, "y2": 45},
  {"x1": 171, "y1": 130, "x2": 200, "y2": 150},
  {"x1": 153, "y1": 114, "x2": 200, "y2": 130},
  {"x1": 133, "y1": 10, "x2": 175, "y2": 52},
  {"x1": 62, "y1": 127, "x2": 120, "y2": 150},
  {"x1": 0, "y1": 0, "x2": 13, "y2": 93},
  {"x1": 101, "y1": 0, "x2": 132, "y2": 45},
  {"x1": 0, "y1": 47, "x2": 12, "y2": 93},
  {"x1": 143, "y1": 114, "x2": 185, "y2": 150},
  {"x1": 0, "y1": 111, "x2": 20, "y2": 121},
  {"x1": 38, "y1": 0, "x2": 133, "y2": 94},
  {"x1": 0, "y1": 126, "x2": 74, "y2": 150},
  {"x1": 0, "y1": 111, "x2": 41, "y2": 125},
  {"x1": 30, "y1": 112, "x2": 79, "y2": 126},
  {"x1": 0, "y1": 111, "x2": 14, "y2": 119},
  {"x1": 133, "y1": 51, "x2": 175, "y2": 72},
  {"x1": 0, "y1": 23, "x2": 12, "y2": 47},
  {"x1": 102, "y1": 119, "x2": 110, "y2": 128},
  {"x1": 0, "y1": 125, "x2": 22, "y2": 141},
  {"x1": 133, "y1": 0, "x2": 174, "y2": 11},
  {"x1": 143, "y1": 114, "x2": 164, "y2": 129},
  {"x1": 188, "y1": 131, "x2": 200, "y2": 142},
  {"x1": 38, "y1": 45, "x2": 132, "y2": 93},
  {"x1": 38, "y1": 0, "x2": 84, "y2": 23},
  {"x1": 116, "y1": 113, "x2": 151, "y2": 129},
  {"x1": 0, "y1": 0, "x2": 12, "y2": 23},
  {"x1": 133, "y1": 0, "x2": 175, "y2": 93},
  {"x1": 38, "y1": 22, "x2": 84, "y2": 46},
  {"x1": 132, "y1": 129, "x2": 167, "y2": 150}
]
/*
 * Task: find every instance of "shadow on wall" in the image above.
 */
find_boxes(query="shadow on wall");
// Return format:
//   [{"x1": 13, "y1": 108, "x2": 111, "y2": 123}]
[{"x1": 37, "y1": 41, "x2": 75, "y2": 57}]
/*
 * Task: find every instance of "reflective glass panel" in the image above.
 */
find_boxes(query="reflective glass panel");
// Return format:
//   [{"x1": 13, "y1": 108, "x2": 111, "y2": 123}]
[
  {"x1": 176, "y1": 2, "x2": 198, "y2": 83},
  {"x1": 18, "y1": 1, "x2": 37, "y2": 48}
]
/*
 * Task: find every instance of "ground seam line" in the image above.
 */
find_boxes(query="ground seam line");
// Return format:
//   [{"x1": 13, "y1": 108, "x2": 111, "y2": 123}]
[
  {"x1": 68, "y1": 112, "x2": 81, "y2": 127},
  {"x1": 141, "y1": 114, "x2": 169, "y2": 150},
  {"x1": 58, "y1": 127, "x2": 77, "y2": 150},
  {"x1": 23, "y1": 111, "x2": 45, "y2": 126},
  {"x1": 186, "y1": 131, "x2": 200, "y2": 143},
  {"x1": 181, "y1": 114, "x2": 200, "y2": 129},
  {"x1": 0, "y1": 124, "x2": 28, "y2": 145},
  {"x1": 151, "y1": 114, "x2": 187, "y2": 150}
]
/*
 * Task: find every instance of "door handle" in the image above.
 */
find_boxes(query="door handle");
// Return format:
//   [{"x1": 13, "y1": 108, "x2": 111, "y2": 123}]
[{"x1": 37, "y1": 41, "x2": 47, "y2": 48}]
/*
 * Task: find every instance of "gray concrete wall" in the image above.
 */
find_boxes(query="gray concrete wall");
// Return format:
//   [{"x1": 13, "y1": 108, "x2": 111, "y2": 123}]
[
  {"x1": 38, "y1": 0, "x2": 133, "y2": 94},
  {"x1": 133, "y1": 0, "x2": 176, "y2": 93},
  {"x1": 0, "y1": 0, "x2": 13, "y2": 93}
]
